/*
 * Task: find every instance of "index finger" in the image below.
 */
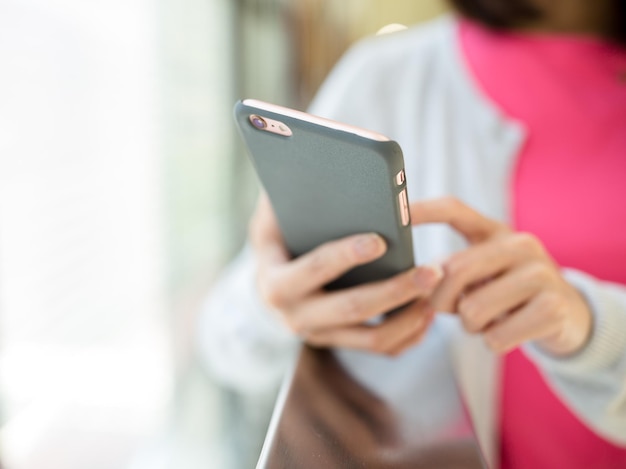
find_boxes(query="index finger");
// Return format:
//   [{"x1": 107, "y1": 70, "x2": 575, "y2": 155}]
[
  {"x1": 409, "y1": 197, "x2": 506, "y2": 244},
  {"x1": 270, "y1": 232, "x2": 387, "y2": 305},
  {"x1": 249, "y1": 193, "x2": 388, "y2": 306}
]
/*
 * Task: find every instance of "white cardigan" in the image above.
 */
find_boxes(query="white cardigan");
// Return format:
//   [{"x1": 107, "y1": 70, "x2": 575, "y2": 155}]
[{"x1": 198, "y1": 15, "x2": 626, "y2": 468}]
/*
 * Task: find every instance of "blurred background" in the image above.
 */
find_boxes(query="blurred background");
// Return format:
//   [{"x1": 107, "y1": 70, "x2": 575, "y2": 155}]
[{"x1": 0, "y1": 0, "x2": 446, "y2": 468}]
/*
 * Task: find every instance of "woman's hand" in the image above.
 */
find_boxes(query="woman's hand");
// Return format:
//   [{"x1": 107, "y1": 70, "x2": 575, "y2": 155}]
[
  {"x1": 410, "y1": 197, "x2": 594, "y2": 356},
  {"x1": 249, "y1": 193, "x2": 442, "y2": 356}
]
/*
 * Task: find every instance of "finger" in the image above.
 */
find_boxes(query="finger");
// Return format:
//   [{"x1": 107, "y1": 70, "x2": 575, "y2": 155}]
[
  {"x1": 304, "y1": 301, "x2": 434, "y2": 355},
  {"x1": 482, "y1": 291, "x2": 564, "y2": 354},
  {"x1": 291, "y1": 265, "x2": 443, "y2": 332},
  {"x1": 265, "y1": 233, "x2": 387, "y2": 306},
  {"x1": 386, "y1": 308, "x2": 436, "y2": 356},
  {"x1": 249, "y1": 193, "x2": 290, "y2": 264},
  {"x1": 251, "y1": 193, "x2": 390, "y2": 308},
  {"x1": 458, "y1": 262, "x2": 556, "y2": 333},
  {"x1": 409, "y1": 197, "x2": 506, "y2": 244},
  {"x1": 430, "y1": 233, "x2": 548, "y2": 312}
]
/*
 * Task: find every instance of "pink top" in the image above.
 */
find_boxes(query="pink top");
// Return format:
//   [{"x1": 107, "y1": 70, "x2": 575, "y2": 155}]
[{"x1": 459, "y1": 19, "x2": 626, "y2": 468}]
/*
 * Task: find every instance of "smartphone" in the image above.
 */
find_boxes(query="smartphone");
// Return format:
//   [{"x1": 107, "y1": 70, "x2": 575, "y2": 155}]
[{"x1": 234, "y1": 98, "x2": 414, "y2": 290}]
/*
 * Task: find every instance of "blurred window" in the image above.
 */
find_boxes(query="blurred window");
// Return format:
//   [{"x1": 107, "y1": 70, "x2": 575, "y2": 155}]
[
  {"x1": 0, "y1": 0, "x2": 447, "y2": 468},
  {"x1": 0, "y1": 1, "x2": 171, "y2": 467}
]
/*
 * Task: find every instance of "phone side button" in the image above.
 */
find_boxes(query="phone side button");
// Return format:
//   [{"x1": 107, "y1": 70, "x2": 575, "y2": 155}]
[
  {"x1": 398, "y1": 189, "x2": 410, "y2": 226},
  {"x1": 395, "y1": 169, "x2": 405, "y2": 186}
]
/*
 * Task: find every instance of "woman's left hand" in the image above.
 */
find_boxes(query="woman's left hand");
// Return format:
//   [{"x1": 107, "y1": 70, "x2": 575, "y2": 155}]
[{"x1": 410, "y1": 197, "x2": 593, "y2": 356}]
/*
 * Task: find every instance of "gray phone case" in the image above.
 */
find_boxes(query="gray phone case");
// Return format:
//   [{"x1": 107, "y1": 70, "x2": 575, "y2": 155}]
[{"x1": 235, "y1": 100, "x2": 414, "y2": 290}]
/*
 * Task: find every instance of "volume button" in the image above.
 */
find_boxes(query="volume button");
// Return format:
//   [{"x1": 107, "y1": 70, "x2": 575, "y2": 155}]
[
  {"x1": 398, "y1": 189, "x2": 409, "y2": 226},
  {"x1": 395, "y1": 169, "x2": 405, "y2": 186}
]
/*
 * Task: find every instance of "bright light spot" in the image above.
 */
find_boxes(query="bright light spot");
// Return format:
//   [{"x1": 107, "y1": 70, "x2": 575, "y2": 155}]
[{"x1": 376, "y1": 23, "x2": 408, "y2": 36}]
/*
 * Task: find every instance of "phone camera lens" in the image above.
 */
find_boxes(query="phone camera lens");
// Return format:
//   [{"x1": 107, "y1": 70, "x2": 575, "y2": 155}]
[{"x1": 250, "y1": 115, "x2": 267, "y2": 129}]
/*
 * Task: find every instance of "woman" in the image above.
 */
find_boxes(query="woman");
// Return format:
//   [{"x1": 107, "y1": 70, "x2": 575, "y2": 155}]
[{"x1": 199, "y1": 0, "x2": 626, "y2": 467}]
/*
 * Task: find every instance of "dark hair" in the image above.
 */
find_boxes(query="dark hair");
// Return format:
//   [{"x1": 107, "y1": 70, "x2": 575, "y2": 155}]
[{"x1": 448, "y1": 0, "x2": 626, "y2": 45}]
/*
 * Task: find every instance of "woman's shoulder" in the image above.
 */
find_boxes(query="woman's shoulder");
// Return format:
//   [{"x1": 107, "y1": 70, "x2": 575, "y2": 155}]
[
  {"x1": 308, "y1": 14, "x2": 462, "y2": 119},
  {"x1": 346, "y1": 14, "x2": 459, "y2": 71}
]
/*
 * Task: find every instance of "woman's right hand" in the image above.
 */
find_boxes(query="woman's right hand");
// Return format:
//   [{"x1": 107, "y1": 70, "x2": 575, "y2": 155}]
[{"x1": 249, "y1": 193, "x2": 443, "y2": 356}]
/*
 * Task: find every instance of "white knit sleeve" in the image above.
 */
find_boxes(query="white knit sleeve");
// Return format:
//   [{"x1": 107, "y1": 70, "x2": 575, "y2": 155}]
[
  {"x1": 196, "y1": 245, "x2": 299, "y2": 394},
  {"x1": 523, "y1": 268, "x2": 626, "y2": 445}
]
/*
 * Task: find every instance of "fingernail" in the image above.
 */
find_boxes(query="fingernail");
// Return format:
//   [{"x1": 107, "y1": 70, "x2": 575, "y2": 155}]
[
  {"x1": 413, "y1": 264, "x2": 444, "y2": 289},
  {"x1": 353, "y1": 234, "x2": 385, "y2": 259}
]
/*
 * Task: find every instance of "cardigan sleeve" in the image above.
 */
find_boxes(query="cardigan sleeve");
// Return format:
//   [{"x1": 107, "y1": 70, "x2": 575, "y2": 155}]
[
  {"x1": 196, "y1": 244, "x2": 299, "y2": 394},
  {"x1": 523, "y1": 269, "x2": 626, "y2": 445}
]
